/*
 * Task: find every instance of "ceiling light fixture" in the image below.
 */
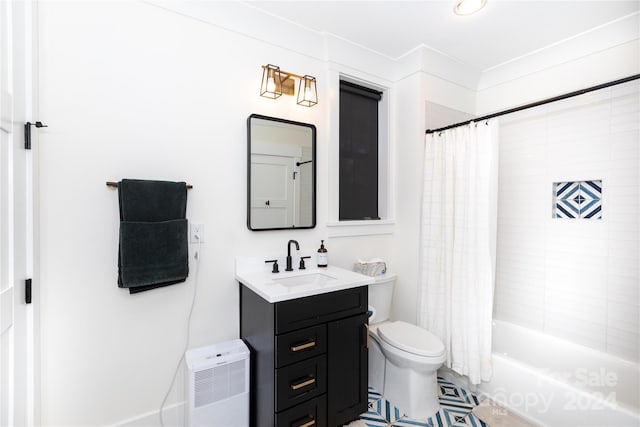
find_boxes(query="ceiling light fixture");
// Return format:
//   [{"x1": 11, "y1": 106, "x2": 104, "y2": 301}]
[
  {"x1": 454, "y1": 0, "x2": 487, "y2": 16},
  {"x1": 260, "y1": 64, "x2": 318, "y2": 107}
]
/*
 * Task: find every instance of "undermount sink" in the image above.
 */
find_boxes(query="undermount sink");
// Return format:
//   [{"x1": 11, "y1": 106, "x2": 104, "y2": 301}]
[
  {"x1": 235, "y1": 255, "x2": 374, "y2": 302},
  {"x1": 272, "y1": 272, "x2": 337, "y2": 287}
]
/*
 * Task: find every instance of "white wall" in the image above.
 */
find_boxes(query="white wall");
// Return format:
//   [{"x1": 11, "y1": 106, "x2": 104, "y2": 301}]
[
  {"x1": 476, "y1": 38, "x2": 640, "y2": 363},
  {"x1": 391, "y1": 39, "x2": 639, "y2": 333},
  {"x1": 35, "y1": 1, "x2": 639, "y2": 424},
  {"x1": 493, "y1": 80, "x2": 640, "y2": 362},
  {"x1": 476, "y1": 40, "x2": 640, "y2": 115},
  {"x1": 35, "y1": 1, "x2": 478, "y2": 422},
  {"x1": 36, "y1": 2, "x2": 399, "y2": 425},
  {"x1": 389, "y1": 76, "x2": 476, "y2": 324},
  {"x1": 388, "y1": 72, "x2": 426, "y2": 325}
]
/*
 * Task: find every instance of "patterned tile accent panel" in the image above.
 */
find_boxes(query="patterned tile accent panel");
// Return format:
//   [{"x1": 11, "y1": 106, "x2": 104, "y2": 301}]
[
  {"x1": 356, "y1": 378, "x2": 488, "y2": 427},
  {"x1": 554, "y1": 180, "x2": 602, "y2": 219}
]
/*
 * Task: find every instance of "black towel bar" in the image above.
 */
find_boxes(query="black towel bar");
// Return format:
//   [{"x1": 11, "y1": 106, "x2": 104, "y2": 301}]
[{"x1": 106, "y1": 181, "x2": 193, "y2": 190}]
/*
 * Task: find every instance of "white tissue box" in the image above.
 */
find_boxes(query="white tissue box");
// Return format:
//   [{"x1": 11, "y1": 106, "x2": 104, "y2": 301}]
[{"x1": 354, "y1": 259, "x2": 387, "y2": 277}]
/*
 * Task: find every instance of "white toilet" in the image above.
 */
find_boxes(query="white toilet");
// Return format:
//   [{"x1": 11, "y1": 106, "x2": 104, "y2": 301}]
[{"x1": 368, "y1": 274, "x2": 446, "y2": 420}]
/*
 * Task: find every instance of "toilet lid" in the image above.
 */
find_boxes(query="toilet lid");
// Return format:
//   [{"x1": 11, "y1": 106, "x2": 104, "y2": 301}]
[{"x1": 377, "y1": 321, "x2": 445, "y2": 357}]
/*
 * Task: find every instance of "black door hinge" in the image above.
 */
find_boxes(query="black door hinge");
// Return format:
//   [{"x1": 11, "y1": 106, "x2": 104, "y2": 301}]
[
  {"x1": 25, "y1": 278, "x2": 32, "y2": 304},
  {"x1": 24, "y1": 121, "x2": 48, "y2": 150}
]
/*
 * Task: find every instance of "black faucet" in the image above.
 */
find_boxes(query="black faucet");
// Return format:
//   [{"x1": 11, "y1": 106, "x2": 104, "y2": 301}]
[{"x1": 285, "y1": 239, "x2": 300, "y2": 271}]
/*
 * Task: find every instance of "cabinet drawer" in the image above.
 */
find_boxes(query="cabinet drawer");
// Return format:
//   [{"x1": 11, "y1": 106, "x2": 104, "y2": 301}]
[
  {"x1": 276, "y1": 324, "x2": 327, "y2": 368},
  {"x1": 275, "y1": 394, "x2": 327, "y2": 427},
  {"x1": 275, "y1": 286, "x2": 367, "y2": 334},
  {"x1": 275, "y1": 355, "x2": 327, "y2": 412}
]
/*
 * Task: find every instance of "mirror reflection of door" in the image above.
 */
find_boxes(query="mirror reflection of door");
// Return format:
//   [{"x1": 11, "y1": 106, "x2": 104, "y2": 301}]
[
  {"x1": 248, "y1": 115, "x2": 316, "y2": 230},
  {"x1": 250, "y1": 154, "x2": 295, "y2": 228}
]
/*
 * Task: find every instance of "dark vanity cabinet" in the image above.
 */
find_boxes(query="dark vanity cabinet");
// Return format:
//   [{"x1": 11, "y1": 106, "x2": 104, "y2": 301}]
[{"x1": 240, "y1": 284, "x2": 368, "y2": 427}]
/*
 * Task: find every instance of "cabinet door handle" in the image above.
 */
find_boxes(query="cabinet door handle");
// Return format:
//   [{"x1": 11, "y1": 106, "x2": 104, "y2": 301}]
[
  {"x1": 290, "y1": 340, "x2": 316, "y2": 352},
  {"x1": 290, "y1": 376, "x2": 316, "y2": 390},
  {"x1": 364, "y1": 323, "x2": 370, "y2": 349}
]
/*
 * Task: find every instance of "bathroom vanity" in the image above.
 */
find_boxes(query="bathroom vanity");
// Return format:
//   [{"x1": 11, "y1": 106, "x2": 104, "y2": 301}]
[{"x1": 236, "y1": 258, "x2": 373, "y2": 427}]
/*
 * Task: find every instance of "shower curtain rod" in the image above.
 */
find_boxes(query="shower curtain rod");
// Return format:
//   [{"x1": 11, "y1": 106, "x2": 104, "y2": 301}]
[{"x1": 425, "y1": 74, "x2": 640, "y2": 135}]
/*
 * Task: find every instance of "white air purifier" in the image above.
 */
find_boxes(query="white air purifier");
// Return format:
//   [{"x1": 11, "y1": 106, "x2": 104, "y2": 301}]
[{"x1": 185, "y1": 339, "x2": 250, "y2": 427}]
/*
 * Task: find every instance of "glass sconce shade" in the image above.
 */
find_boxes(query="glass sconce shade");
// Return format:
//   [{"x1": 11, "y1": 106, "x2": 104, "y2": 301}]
[
  {"x1": 297, "y1": 75, "x2": 318, "y2": 107},
  {"x1": 260, "y1": 64, "x2": 282, "y2": 99}
]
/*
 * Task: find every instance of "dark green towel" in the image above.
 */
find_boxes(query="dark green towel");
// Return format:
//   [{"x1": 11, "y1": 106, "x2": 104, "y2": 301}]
[{"x1": 117, "y1": 179, "x2": 189, "y2": 293}]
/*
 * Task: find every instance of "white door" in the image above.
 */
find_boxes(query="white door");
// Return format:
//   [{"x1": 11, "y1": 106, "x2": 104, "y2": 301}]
[
  {"x1": 0, "y1": 1, "x2": 37, "y2": 425},
  {"x1": 250, "y1": 154, "x2": 296, "y2": 228}
]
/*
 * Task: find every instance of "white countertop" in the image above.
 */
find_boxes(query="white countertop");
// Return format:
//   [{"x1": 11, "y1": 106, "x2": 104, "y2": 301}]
[{"x1": 235, "y1": 255, "x2": 374, "y2": 303}]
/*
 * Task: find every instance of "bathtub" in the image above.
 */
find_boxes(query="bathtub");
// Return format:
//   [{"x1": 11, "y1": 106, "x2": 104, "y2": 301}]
[{"x1": 476, "y1": 320, "x2": 640, "y2": 427}]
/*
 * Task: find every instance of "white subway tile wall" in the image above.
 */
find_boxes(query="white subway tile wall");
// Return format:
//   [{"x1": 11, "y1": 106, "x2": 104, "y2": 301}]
[{"x1": 495, "y1": 80, "x2": 640, "y2": 362}]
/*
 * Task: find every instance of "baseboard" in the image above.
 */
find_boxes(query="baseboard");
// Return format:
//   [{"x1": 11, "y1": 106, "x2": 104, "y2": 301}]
[{"x1": 115, "y1": 402, "x2": 186, "y2": 427}]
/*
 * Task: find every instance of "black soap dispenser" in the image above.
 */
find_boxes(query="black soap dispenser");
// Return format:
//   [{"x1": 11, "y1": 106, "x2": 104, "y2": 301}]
[{"x1": 317, "y1": 240, "x2": 328, "y2": 268}]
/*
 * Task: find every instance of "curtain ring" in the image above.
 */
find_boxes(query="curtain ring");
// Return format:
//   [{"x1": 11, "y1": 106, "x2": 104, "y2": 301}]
[{"x1": 485, "y1": 120, "x2": 489, "y2": 126}]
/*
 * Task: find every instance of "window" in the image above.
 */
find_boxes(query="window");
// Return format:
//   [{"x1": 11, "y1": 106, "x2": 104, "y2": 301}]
[{"x1": 339, "y1": 80, "x2": 383, "y2": 220}]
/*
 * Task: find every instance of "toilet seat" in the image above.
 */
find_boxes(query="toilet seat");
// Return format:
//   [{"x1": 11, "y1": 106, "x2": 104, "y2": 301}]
[{"x1": 377, "y1": 321, "x2": 445, "y2": 357}]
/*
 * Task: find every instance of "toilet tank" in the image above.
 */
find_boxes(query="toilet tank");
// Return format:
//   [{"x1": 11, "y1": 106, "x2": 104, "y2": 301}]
[{"x1": 367, "y1": 274, "x2": 396, "y2": 324}]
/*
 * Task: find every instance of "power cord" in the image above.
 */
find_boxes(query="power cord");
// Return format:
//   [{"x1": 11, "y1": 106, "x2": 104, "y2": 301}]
[{"x1": 159, "y1": 234, "x2": 202, "y2": 427}]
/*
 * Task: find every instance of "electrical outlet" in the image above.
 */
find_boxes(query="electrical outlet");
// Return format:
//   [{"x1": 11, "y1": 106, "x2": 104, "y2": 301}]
[{"x1": 190, "y1": 222, "x2": 205, "y2": 243}]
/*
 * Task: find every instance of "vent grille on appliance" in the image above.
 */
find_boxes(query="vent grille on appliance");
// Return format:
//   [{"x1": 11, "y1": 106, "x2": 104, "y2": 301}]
[{"x1": 194, "y1": 360, "x2": 247, "y2": 408}]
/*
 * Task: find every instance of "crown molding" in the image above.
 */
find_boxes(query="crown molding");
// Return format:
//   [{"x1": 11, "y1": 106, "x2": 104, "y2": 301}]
[
  {"x1": 143, "y1": 0, "x2": 479, "y2": 89},
  {"x1": 478, "y1": 12, "x2": 640, "y2": 91},
  {"x1": 144, "y1": 1, "x2": 639, "y2": 95}
]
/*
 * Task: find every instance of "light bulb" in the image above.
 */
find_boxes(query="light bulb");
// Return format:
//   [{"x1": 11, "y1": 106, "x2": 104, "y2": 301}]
[
  {"x1": 302, "y1": 78, "x2": 315, "y2": 102},
  {"x1": 266, "y1": 76, "x2": 276, "y2": 93},
  {"x1": 454, "y1": 0, "x2": 487, "y2": 15}
]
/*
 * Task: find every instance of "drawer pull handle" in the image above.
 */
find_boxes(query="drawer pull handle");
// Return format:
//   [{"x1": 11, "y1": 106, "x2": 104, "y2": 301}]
[
  {"x1": 291, "y1": 340, "x2": 316, "y2": 352},
  {"x1": 290, "y1": 376, "x2": 316, "y2": 390},
  {"x1": 291, "y1": 416, "x2": 316, "y2": 427}
]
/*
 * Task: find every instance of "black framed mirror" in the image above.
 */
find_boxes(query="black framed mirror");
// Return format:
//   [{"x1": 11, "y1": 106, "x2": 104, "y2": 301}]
[{"x1": 247, "y1": 114, "x2": 316, "y2": 230}]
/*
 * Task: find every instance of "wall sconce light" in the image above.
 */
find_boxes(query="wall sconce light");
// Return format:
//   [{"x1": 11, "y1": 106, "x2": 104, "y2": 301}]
[
  {"x1": 260, "y1": 64, "x2": 284, "y2": 99},
  {"x1": 260, "y1": 64, "x2": 318, "y2": 107},
  {"x1": 297, "y1": 75, "x2": 318, "y2": 107}
]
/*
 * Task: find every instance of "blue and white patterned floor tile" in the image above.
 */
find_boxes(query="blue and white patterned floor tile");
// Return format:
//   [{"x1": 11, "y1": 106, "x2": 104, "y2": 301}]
[
  {"x1": 461, "y1": 414, "x2": 489, "y2": 427},
  {"x1": 368, "y1": 385, "x2": 383, "y2": 407},
  {"x1": 360, "y1": 377, "x2": 488, "y2": 427},
  {"x1": 361, "y1": 386, "x2": 400, "y2": 426},
  {"x1": 439, "y1": 397, "x2": 474, "y2": 417},
  {"x1": 359, "y1": 410, "x2": 388, "y2": 427},
  {"x1": 459, "y1": 387, "x2": 480, "y2": 406},
  {"x1": 392, "y1": 417, "x2": 431, "y2": 427},
  {"x1": 370, "y1": 396, "x2": 404, "y2": 422}
]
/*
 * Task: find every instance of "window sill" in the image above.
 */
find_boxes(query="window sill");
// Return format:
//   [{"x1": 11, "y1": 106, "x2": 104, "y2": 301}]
[{"x1": 326, "y1": 219, "x2": 395, "y2": 237}]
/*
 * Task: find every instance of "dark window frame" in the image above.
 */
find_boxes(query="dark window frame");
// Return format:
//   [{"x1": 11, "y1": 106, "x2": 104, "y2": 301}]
[{"x1": 339, "y1": 80, "x2": 383, "y2": 221}]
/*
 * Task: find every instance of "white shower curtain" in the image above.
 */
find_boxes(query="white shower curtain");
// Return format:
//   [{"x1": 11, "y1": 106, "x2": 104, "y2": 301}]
[{"x1": 418, "y1": 120, "x2": 499, "y2": 385}]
